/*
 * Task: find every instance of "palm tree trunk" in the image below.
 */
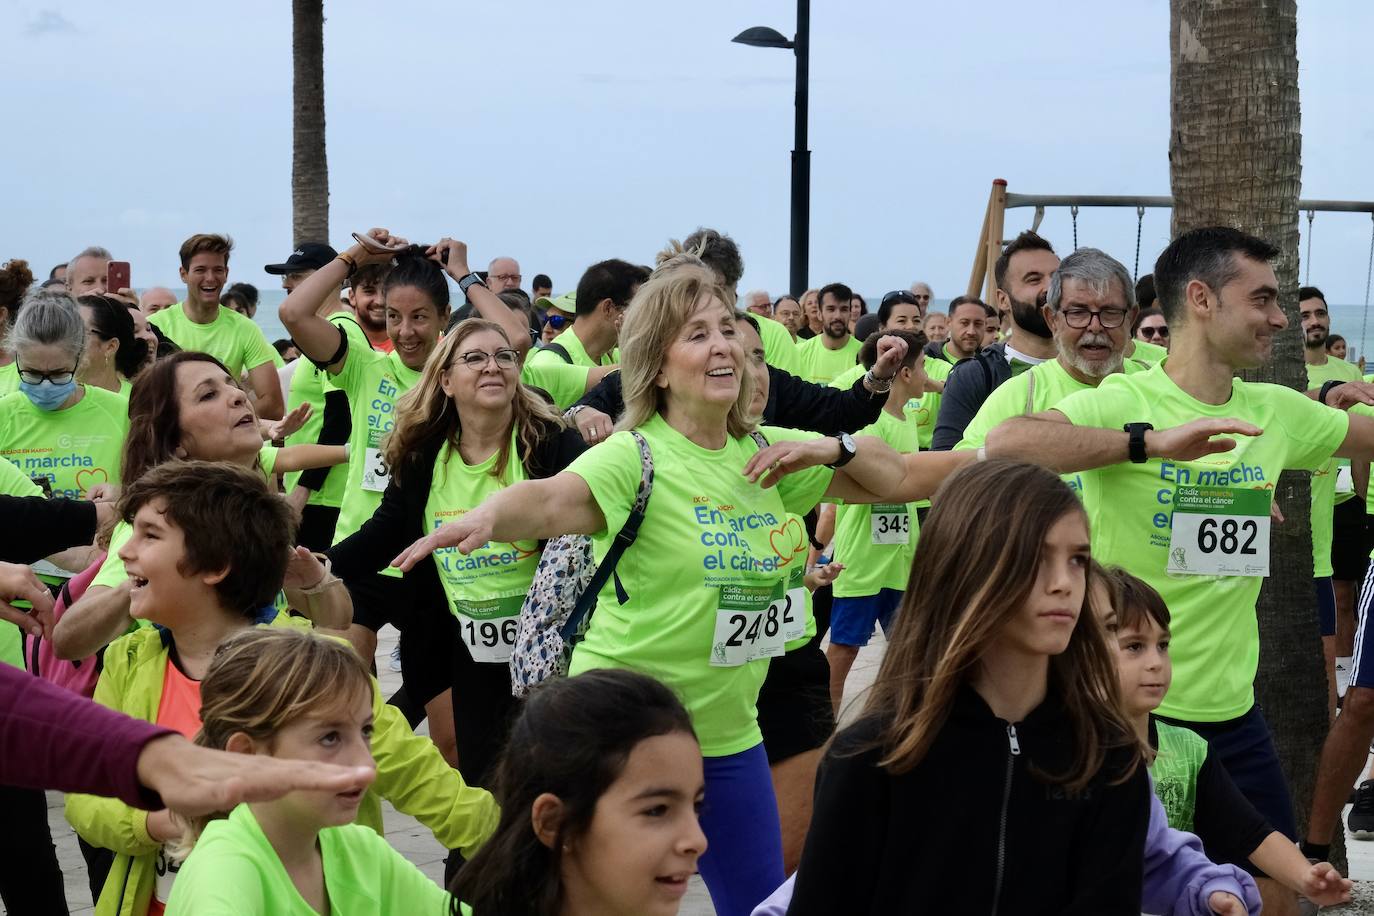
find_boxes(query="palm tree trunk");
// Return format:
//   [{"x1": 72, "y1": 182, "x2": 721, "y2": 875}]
[
  {"x1": 1169, "y1": 0, "x2": 1335, "y2": 868},
  {"x1": 292, "y1": 0, "x2": 328, "y2": 245}
]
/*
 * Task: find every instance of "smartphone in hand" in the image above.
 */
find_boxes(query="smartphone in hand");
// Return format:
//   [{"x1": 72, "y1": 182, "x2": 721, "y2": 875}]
[{"x1": 105, "y1": 261, "x2": 131, "y2": 294}]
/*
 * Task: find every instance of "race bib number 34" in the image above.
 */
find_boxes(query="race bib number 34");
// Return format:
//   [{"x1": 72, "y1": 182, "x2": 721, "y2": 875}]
[
  {"x1": 1167, "y1": 486, "x2": 1270, "y2": 577},
  {"x1": 361, "y1": 446, "x2": 391, "y2": 492}
]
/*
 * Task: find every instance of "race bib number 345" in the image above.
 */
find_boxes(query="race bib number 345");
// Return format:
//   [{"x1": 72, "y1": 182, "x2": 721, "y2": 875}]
[{"x1": 1166, "y1": 486, "x2": 1270, "y2": 577}]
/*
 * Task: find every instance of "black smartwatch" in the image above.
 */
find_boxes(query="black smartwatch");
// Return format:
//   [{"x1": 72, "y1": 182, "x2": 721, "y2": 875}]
[
  {"x1": 1123, "y1": 423, "x2": 1153, "y2": 464},
  {"x1": 1319, "y1": 379, "x2": 1343, "y2": 406},
  {"x1": 457, "y1": 272, "x2": 487, "y2": 297},
  {"x1": 826, "y1": 432, "x2": 857, "y2": 469}
]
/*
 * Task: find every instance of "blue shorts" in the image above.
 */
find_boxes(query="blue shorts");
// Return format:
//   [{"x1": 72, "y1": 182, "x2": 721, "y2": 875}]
[
  {"x1": 1155, "y1": 705, "x2": 1298, "y2": 857},
  {"x1": 830, "y1": 588, "x2": 902, "y2": 647},
  {"x1": 1317, "y1": 576, "x2": 1337, "y2": 638}
]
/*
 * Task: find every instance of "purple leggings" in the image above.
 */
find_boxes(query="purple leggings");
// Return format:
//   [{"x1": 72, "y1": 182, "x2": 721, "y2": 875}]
[{"x1": 697, "y1": 742, "x2": 785, "y2": 916}]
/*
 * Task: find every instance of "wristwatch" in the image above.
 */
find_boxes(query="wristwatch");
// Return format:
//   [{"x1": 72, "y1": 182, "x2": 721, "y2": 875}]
[
  {"x1": 826, "y1": 432, "x2": 858, "y2": 469},
  {"x1": 457, "y1": 272, "x2": 487, "y2": 296},
  {"x1": 1123, "y1": 423, "x2": 1154, "y2": 464}
]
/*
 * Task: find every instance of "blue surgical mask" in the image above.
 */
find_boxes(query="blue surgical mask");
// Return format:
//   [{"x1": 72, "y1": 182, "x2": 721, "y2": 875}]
[{"x1": 19, "y1": 378, "x2": 77, "y2": 411}]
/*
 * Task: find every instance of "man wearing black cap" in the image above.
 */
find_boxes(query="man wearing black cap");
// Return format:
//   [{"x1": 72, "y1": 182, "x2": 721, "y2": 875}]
[{"x1": 265, "y1": 242, "x2": 373, "y2": 549}]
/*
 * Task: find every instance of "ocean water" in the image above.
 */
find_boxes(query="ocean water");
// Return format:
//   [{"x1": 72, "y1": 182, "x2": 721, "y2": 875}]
[{"x1": 246, "y1": 289, "x2": 1374, "y2": 364}]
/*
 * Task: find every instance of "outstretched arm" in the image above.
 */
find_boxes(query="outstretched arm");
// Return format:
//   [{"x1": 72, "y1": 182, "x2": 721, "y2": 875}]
[
  {"x1": 392, "y1": 472, "x2": 606, "y2": 571},
  {"x1": 985, "y1": 411, "x2": 1262, "y2": 473}
]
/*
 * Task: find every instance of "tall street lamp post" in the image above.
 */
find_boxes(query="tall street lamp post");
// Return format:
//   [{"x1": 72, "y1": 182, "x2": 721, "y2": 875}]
[{"x1": 733, "y1": 0, "x2": 810, "y2": 296}]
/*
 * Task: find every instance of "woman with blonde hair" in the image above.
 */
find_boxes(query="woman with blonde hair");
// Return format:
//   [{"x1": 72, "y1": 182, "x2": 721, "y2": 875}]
[
  {"x1": 787, "y1": 460, "x2": 1151, "y2": 915},
  {"x1": 330, "y1": 318, "x2": 585, "y2": 787},
  {"x1": 394, "y1": 252, "x2": 969, "y2": 916}
]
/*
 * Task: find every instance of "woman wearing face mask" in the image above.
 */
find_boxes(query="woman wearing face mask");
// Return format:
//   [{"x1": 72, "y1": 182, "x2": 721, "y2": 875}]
[
  {"x1": 78, "y1": 295, "x2": 151, "y2": 397},
  {"x1": 0, "y1": 291, "x2": 129, "y2": 499}
]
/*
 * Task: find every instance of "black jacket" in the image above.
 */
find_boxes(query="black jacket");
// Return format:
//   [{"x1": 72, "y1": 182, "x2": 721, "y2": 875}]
[
  {"x1": 788, "y1": 685, "x2": 1150, "y2": 916},
  {"x1": 328, "y1": 422, "x2": 586, "y2": 619},
  {"x1": 0, "y1": 495, "x2": 98, "y2": 563},
  {"x1": 931, "y1": 342, "x2": 1014, "y2": 451},
  {"x1": 573, "y1": 366, "x2": 887, "y2": 436}
]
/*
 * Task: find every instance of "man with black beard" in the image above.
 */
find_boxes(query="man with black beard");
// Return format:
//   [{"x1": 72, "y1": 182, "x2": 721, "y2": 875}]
[{"x1": 931, "y1": 231, "x2": 1059, "y2": 449}]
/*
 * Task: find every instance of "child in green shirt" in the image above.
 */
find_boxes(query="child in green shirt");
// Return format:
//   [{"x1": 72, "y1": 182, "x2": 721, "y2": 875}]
[
  {"x1": 826, "y1": 329, "x2": 927, "y2": 712},
  {"x1": 1096, "y1": 566, "x2": 1351, "y2": 910},
  {"x1": 167, "y1": 628, "x2": 453, "y2": 915}
]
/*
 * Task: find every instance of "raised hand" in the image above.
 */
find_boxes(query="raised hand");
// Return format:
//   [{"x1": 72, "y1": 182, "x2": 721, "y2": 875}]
[
  {"x1": 1144, "y1": 418, "x2": 1262, "y2": 462},
  {"x1": 392, "y1": 509, "x2": 495, "y2": 572},
  {"x1": 742, "y1": 437, "x2": 842, "y2": 489}
]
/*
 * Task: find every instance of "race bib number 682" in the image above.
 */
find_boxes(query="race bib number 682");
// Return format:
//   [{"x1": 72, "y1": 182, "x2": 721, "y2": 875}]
[{"x1": 1166, "y1": 485, "x2": 1270, "y2": 577}]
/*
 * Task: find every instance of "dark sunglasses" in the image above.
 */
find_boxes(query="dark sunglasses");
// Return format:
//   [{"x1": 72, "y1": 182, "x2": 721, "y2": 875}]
[
  {"x1": 544, "y1": 314, "x2": 569, "y2": 330},
  {"x1": 1139, "y1": 326, "x2": 1170, "y2": 339},
  {"x1": 880, "y1": 290, "x2": 920, "y2": 309}
]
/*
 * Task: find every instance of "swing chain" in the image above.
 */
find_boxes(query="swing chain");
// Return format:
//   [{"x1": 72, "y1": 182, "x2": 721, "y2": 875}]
[
  {"x1": 1360, "y1": 213, "x2": 1373, "y2": 368},
  {"x1": 1070, "y1": 205, "x2": 1079, "y2": 252},
  {"x1": 1304, "y1": 209, "x2": 1315, "y2": 286},
  {"x1": 1134, "y1": 206, "x2": 1146, "y2": 282}
]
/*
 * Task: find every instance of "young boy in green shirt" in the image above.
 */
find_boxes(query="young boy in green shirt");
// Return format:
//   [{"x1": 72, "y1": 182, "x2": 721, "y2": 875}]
[
  {"x1": 1097, "y1": 566, "x2": 1350, "y2": 910},
  {"x1": 825, "y1": 329, "x2": 927, "y2": 712}
]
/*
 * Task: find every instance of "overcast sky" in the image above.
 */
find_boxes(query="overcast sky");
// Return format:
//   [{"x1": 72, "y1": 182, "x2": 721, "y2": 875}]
[{"x1": 4, "y1": 0, "x2": 1373, "y2": 307}]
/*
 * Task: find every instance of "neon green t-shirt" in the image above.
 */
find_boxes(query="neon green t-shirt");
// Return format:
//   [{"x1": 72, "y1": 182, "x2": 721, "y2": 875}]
[
  {"x1": 330, "y1": 348, "x2": 422, "y2": 561},
  {"x1": 426, "y1": 435, "x2": 542, "y2": 664},
  {"x1": 0, "y1": 461, "x2": 41, "y2": 668},
  {"x1": 794, "y1": 334, "x2": 861, "y2": 385},
  {"x1": 0, "y1": 386, "x2": 128, "y2": 498},
  {"x1": 956, "y1": 358, "x2": 1147, "y2": 497},
  {"x1": 1055, "y1": 360, "x2": 1349, "y2": 722},
  {"x1": 756, "y1": 313, "x2": 800, "y2": 376},
  {"x1": 284, "y1": 312, "x2": 372, "y2": 509},
  {"x1": 1149, "y1": 718, "x2": 1209, "y2": 835},
  {"x1": 832, "y1": 409, "x2": 919, "y2": 598},
  {"x1": 1307, "y1": 358, "x2": 1363, "y2": 576},
  {"x1": 166, "y1": 803, "x2": 451, "y2": 916},
  {"x1": 528, "y1": 325, "x2": 616, "y2": 369},
  {"x1": 0, "y1": 362, "x2": 17, "y2": 397},
  {"x1": 147, "y1": 303, "x2": 278, "y2": 376},
  {"x1": 566, "y1": 414, "x2": 834, "y2": 756},
  {"x1": 520, "y1": 360, "x2": 591, "y2": 411},
  {"x1": 1130, "y1": 338, "x2": 1169, "y2": 365}
]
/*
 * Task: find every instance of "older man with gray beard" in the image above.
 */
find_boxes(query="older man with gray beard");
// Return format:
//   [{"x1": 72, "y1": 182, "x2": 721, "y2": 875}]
[{"x1": 951, "y1": 248, "x2": 1143, "y2": 494}]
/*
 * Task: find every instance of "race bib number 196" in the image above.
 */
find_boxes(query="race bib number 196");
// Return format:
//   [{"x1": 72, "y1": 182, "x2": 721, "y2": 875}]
[
  {"x1": 1166, "y1": 486, "x2": 1270, "y2": 577},
  {"x1": 455, "y1": 594, "x2": 523, "y2": 663}
]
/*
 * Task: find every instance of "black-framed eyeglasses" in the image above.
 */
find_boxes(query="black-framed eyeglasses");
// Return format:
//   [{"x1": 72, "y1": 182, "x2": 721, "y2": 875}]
[
  {"x1": 544, "y1": 314, "x2": 569, "y2": 330},
  {"x1": 18, "y1": 367, "x2": 78, "y2": 385},
  {"x1": 1139, "y1": 325, "x2": 1170, "y2": 339},
  {"x1": 1060, "y1": 307, "x2": 1128, "y2": 329},
  {"x1": 454, "y1": 349, "x2": 519, "y2": 370}
]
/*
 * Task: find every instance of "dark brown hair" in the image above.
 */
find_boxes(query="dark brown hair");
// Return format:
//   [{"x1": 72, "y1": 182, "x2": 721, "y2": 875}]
[
  {"x1": 119, "y1": 460, "x2": 295, "y2": 615},
  {"x1": 0, "y1": 259, "x2": 34, "y2": 323},
  {"x1": 1102, "y1": 565, "x2": 1172, "y2": 636},
  {"x1": 857, "y1": 460, "x2": 1141, "y2": 791},
  {"x1": 450, "y1": 669, "x2": 695, "y2": 916},
  {"x1": 122, "y1": 351, "x2": 237, "y2": 487}
]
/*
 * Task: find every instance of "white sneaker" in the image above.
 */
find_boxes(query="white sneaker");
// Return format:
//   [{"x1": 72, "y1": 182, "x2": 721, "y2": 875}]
[{"x1": 389, "y1": 645, "x2": 402, "y2": 673}]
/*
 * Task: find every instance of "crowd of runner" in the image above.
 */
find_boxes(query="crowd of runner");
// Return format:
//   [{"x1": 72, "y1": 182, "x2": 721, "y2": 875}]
[{"x1": 1, "y1": 223, "x2": 1373, "y2": 915}]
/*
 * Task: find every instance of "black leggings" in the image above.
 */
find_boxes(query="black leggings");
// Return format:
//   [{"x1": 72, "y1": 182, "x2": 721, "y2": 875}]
[{"x1": 0, "y1": 784, "x2": 68, "y2": 915}]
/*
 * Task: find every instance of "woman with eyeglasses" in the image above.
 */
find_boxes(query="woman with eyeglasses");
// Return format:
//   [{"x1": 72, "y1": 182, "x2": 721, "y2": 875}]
[
  {"x1": 329, "y1": 318, "x2": 585, "y2": 790},
  {"x1": 0, "y1": 291, "x2": 129, "y2": 499},
  {"x1": 1132, "y1": 306, "x2": 1170, "y2": 361},
  {"x1": 77, "y1": 294, "x2": 151, "y2": 397}
]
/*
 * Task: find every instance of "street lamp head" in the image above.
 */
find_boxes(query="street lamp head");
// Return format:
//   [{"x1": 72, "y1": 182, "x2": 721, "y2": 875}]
[{"x1": 732, "y1": 26, "x2": 793, "y2": 49}]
